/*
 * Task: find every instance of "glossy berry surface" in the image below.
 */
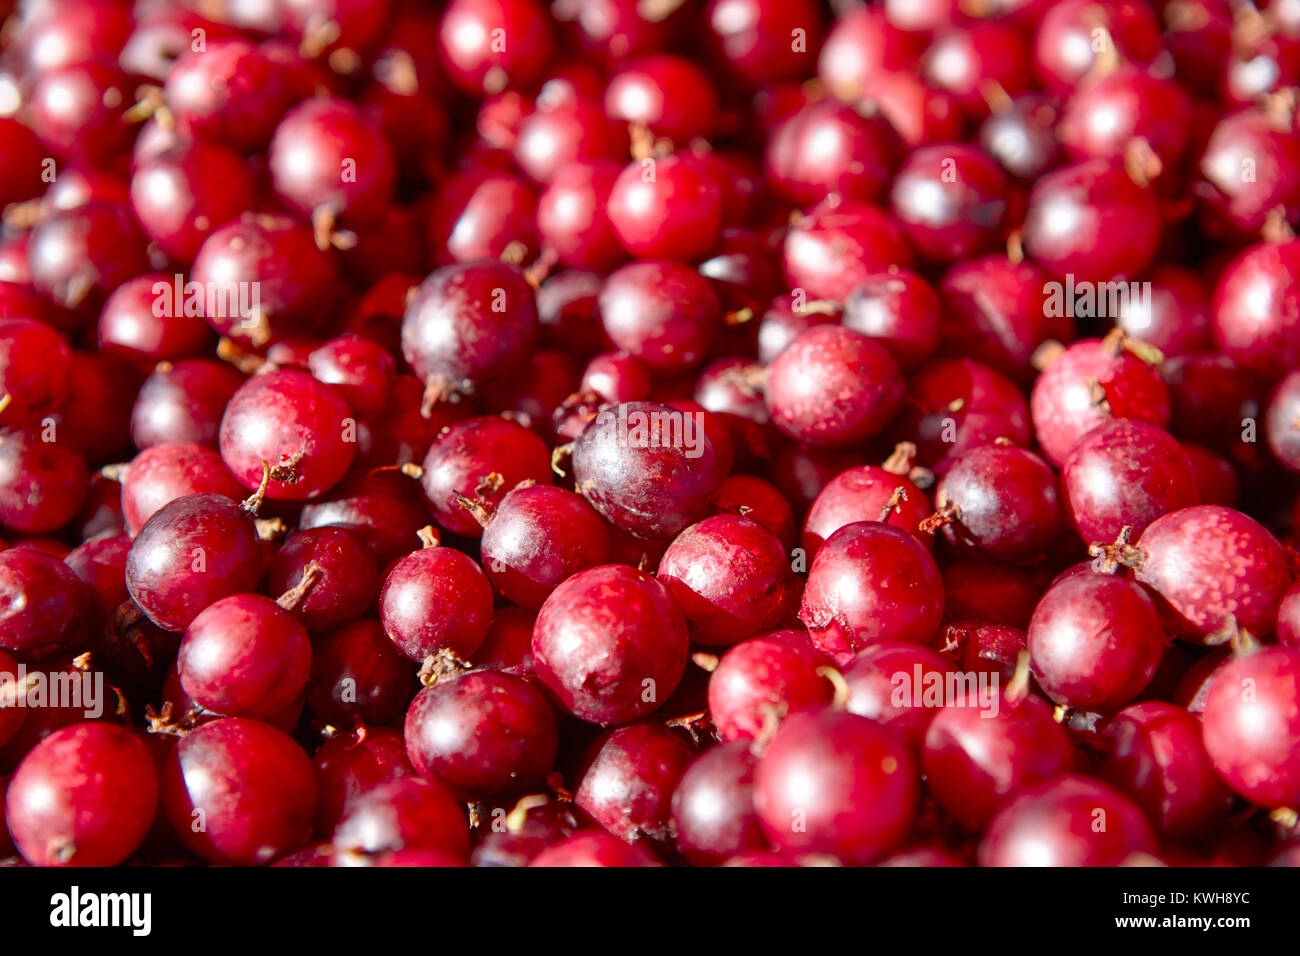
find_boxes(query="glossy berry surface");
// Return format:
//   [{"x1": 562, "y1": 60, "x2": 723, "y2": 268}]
[
  {"x1": 125, "y1": 493, "x2": 263, "y2": 633},
  {"x1": 177, "y1": 594, "x2": 312, "y2": 720},
  {"x1": 707, "y1": 629, "x2": 830, "y2": 744},
  {"x1": 765, "y1": 326, "x2": 905, "y2": 449},
  {"x1": 401, "y1": 261, "x2": 539, "y2": 400},
  {"x1": 6, "y1": 724, "x2": 158, "y2": 867},
  {"x1": 1061, "y1": 420, "x2": 1199, "y2": 545},
  {"x1": 932, "y1": 444, "x2": 1062, "y2": 564},
  {"x1": 800, "y1": 522, "x2": 944, "y2": 663},
  {"x1": 405, "y1": 669, "x2": 557, "y2": 795},
  {"x1": 1030, "y1": 337, "x2": 1171, "y2": 467},
  {"x1": 923, "y1": 685, "x2": 1074, "y2": 831},
  {"x1": 571, "y1": 401, "x2": 726, "y2": 541},
  {"x1": 161, "y1": 718, "x2": 317, "y2": 866},
  {"x1": 0, "y1": 548, "x2": 91, "y2": 660},
  {"x1": 480, "y1": 483, "x2": 611, "y2": 608},
  {"x1": 1102, "y1": 701, "x2": 1232, "y2": 837},
  {"x1": 219, "y1": 369, "x2": 356, "y2": 502},
  {"x1": 575, "y1": 723, "x2": 695, "y2": 843},
  {"x1": 1134, "y1": 506, "x2": 1292, "y2": 644},
  {"x1": 753, "y1": 709, "x2": 919, "y2": 865},
  {"x1": 670, "y1": 741, "x2": 764, "y2": 865},
  {"x1": 842, "y1": 642, "x2": 951, "y2": 749},
  {"x1": 1028, "y1": 572, "x2": 1165, "y2": 712},
  {"x1": 331, "y1": 777, "x2": 469, "y2": 861},
  {"x1": 379, "y1": 543, "x2": 494, "y2": 662},
  {"x1": 419, "y1": 416, "x2": 552, "y2": 539},
  {"x1": 657, "y1": 515, "x2": 798, "y2": 647},
  {"x1": 532, "y1": 564, "x2": 688, "y2": 726},
  {"x1": 978, "y1": 775, "x2": 1157, "y2": 867},
  {"x1": 606, "y1": 153, "x2": 722, "y2": 262}
]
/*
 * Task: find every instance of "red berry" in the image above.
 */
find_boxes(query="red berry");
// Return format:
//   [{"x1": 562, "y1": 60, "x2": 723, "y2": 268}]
[
  {"x1": 657, "y1": 514, "x2": 798, "y2": 647},
  {"x1": 379, "y1": 541, "x2": 494, "y2": 662},
  {"x1": 405, "y1": 669, "x2": 558, "y2": 795},
  {"x1": 1134, "y1": 505, "x2": 1292, "y2": 643},
  {"x1": 800, "y1": 521, "x2": 944, "y2": 663},
  {"x1": 782, "y1": 196, "x2": 915, "y2": 301},
  {"x1": 332, "y1": 776, "x2": 469, "y2": 861},
  {"x1": 219, "y1": 369, "x2": 356, "y2": 501},
  {"x1": 765, "y1": 325, "x2": 904, "y2": 449},
  {"x1": 1102, "y1": 701, "x2": 1232, "y2": 836},
  {"x1": 604, "y1": 55, "x2": 717, "y2": 142},
  {"x1": 598, "y1": 260, "x2": 721, "y2": 375},
  {"x1": 923, "y1": 685, "x2": 1074, "y2": 830},
  {"x1": 843, "y1": 642, "x2": 953, "y2": 749},
  {"x1": 606, "y1": 153, "x2": 723, "y2": 262},
  {"x1": 753, "y1": 708, "x2": 919, "y2": 865},
  {"x1": 571, "y1": 401, "x2": 727, "y2": 541},
  {"x1": 479, "y1": 484, "x2": 611, "y2": 609},
  {"x1": 401, "y1": 261, "x2": 539, "y2": 401},
  {"x1": 802, "y1": 464, "x2": 933, "y2": 560},
  {"x1": 6, "y1": 724, "x2": 158, "y2": 867},
  {"x1": 1061, "y1": 420, "x2": 1199, "y2": 544},
  {"x1": 1023, "y1": 159, "x2": 1162, "y2": 283},
  {"x1": 575, "y1": 723, "x2": 695, "y2": 842},
  {"x1": 979, "y1": 775, "x2": 1157, "y2": 866},
  {"x1": 527, "y1": 830, "x2": 661, "y2": 867},
  {"x1": 125, "y1": 493, "x2": 263, "y2": 632},
  {"x1": 890, "y1": 143, "x2": 1010, "y2": 262},
  {"x1": 161, "y1": 718, "x2": 317, "y2": 865},
  {"x1": 532, "y1": 564, "x2": 688, "y2": 726},
  {"x1": 1211, "y1": 240, "x2": 1300, "y2": 379},
  {"x1": 670, "y1": 741, "x2": 765, "y2": 865},
  {"x1": 1202, "y1": 645, "x2": 1300, "y2": 808},
  {"x1": 307, "y1": 620, "x2": 413, "y2": 727},
  {"x1": 932, "y1": 444, "x2": 1063, "y2": 564},
  {"x1": 1028, "y1": 572, "x2": 1166, "y2": 712},
  {"x1": 419, "y1": 416, "x2": 553, "y2": 539},
  {"x1": 178, "y1": 594, "x2": 312, "y2": 720},
  {"x1": 1030, "y1": 336, "x2": 1171, "y2": 467}
]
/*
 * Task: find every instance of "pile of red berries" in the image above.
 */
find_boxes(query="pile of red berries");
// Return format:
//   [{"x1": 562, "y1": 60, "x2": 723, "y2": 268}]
[{"x1": 1, "y1": 0, "x2": 1300, "y2": 869}]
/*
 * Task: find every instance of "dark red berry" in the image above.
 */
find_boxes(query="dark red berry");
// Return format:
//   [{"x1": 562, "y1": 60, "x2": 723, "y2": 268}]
[
  {"x1": 405, "y1": 669, "x2": 558, "y2": 795},
  {"x1": 932, "y1": 444, "x2": 1063, "y2": 564},
  {"x1": 800, "y1": 522, "x2": 944, "y2": 663},
  {"x1": 978, "y1": 775, "x2": 1156, "y2": 866},
  {"x1": 670, "y1": 741, "x2": 765, "y2": 865},
  {"x1": 6, "y1": 724, "x2": 158, "y2": 867},
  {"x1": 178, "y1": 594, "x2": 312, "y2": 720},
  {"x1": 575, "y1": 723, "x2": 695, "y2": 842},
  {"x1": 571, "y1": 401, "x2": 727, "y2": 541},
  {"x1": 125, "y1": 493, "x2": 262, "y2": 633},
  {"x1": 379, "y1": 538, "x2": 494, "y2": 662},
  {"x1": 923, "y1": 683, "x2": 1074, "y2": 830},
  {"x1": 765, "y1": 325, "x2": 904, "y2": 449},
  {"x1": 532, "y1": 564, "x2": 688, "y2": 726},
  {"x1": 1102, "y1": 701, "x2": 1232, "y2": 837},
  {"x1": 753, "y1": 708, "x2": 919, "y2": 865},
  {"x1": 479, "y1": 484, "x2": 611, "y2": 608},
  {"x1": 161, "y1": 718, "x2": 317, "y2": 865}
]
